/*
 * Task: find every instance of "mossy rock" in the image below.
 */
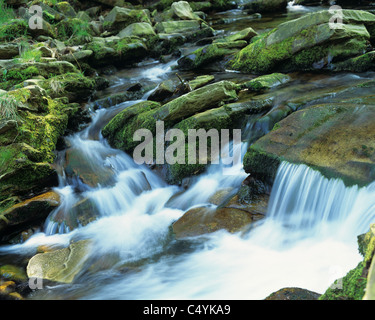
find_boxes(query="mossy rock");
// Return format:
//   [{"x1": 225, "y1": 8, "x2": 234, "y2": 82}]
[
  {"x1": 229, "y1": 10, "x2": 375, "y2": 74},
  {"x1": 243, "y1": 102, "x2": 375, "y2": 187},
  {"x1": 177, "y1": 42, "x2": 243, "y2": 71},
  {"x1": 0, "y1": 191, "x2": 60, "y2": 237}
]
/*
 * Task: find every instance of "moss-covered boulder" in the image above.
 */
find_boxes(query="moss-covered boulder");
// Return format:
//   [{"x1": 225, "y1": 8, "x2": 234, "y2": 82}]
[
  {"x1": 0, "y1": 83, "x2": 83, "y2": 212},
  {"x1": 117, "y1": 22, "x2": 156, "y2": 38},
  {"x1": 103, "y1": 6, "x2": 151, "y2": 32},
  {"x1": 229, "y1": 10, "x2": 375, "y2": 74},
  {"x1": 243, "y1": 98, "x2": 375, "y2": 187},
  {"x1": 171, "y1": 1, "x2": 202, "y2": 21},
  {"x1": 153, "y1": 80, "x2": 239, "y2": 124},
  {"x1": 240, "y1": 73, "x2": 291, "y2": 91},
  {"x1": 177, "y1": 41, "x2": 246, "y2": 70}
]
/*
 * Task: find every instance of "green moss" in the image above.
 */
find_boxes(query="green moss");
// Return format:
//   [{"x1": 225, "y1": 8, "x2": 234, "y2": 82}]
[
  {"x1": 319, "y1": 262, "x2": 367, "y2": 300},
  {"x1": 0, "y1": 19, "x2": 28, "y2": 41}
]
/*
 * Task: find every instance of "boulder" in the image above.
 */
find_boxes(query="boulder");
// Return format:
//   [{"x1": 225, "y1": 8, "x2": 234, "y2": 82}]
[
  {"x1": 103, "y1": 6, "x2": 151, "y2": 31},
  {"x1": 243, "y1": 0, "x2": 288, "y2": 13},
  {"x1": 243, "y1": 92, "x2": 375, "y2": 187},
  {"x1": 171, "y1": 1, "x2": 201, "y2": 21},
  {"x1": 213, "y1": 27, "x2": 258, "y2": 44},
  {"x1": 172, "y1": 206, "x2": 263, "y2": 239},
  {"x1": 229, "y1": 10, "x2": 375, "y2": 74},
  {"x1": 155, "y1": 20, "x2": 203, "y2": 34},
  {"x1": 152, "y1": 80, "x2": 239, "y2": 124},
  {"x1": 117, "y1": 22, "x2": 156, "y2": 38},
  {"x1": 240, "y1": 73, "x2": 291, "y2": 91},
  {"x1": 188, "y1": 75, "x2": 214, "y2": 90},
  {"x1": 26, "y1": 240, "x2": 92, "y2": 284},
  {"x1": 0, "y1": 191, "x2": 60, "y2": 237}
]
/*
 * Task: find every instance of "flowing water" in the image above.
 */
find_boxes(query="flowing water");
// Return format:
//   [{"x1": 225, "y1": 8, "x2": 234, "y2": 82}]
[{"x1": 1, "y1": 4, "x2": 375, "y2": 300}]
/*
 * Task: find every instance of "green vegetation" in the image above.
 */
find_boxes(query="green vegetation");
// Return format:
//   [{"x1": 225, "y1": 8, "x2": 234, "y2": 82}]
[{"x1": 0, "y1": 92, "x2": 24, "y2": 122}]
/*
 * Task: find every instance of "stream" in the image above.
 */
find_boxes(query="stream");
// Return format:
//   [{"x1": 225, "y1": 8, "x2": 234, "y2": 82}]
[{"x1": 1, "y1": 2, "x2": 375, "y2": 300}]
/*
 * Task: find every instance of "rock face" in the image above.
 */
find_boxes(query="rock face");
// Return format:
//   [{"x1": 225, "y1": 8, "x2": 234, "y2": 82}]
[
  {"x1": 229, "y1": 10, "x2": 375, "y2": 74},
  {"x1": 243, "y1": 81, "x2": 375, "y2": 187},
  {"x1": 26, "y1": 240, "x2": 91, "y2": 284}
]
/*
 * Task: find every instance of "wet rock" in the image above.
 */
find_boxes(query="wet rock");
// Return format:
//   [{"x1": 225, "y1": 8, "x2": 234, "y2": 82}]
[
  {"x1": 0, "y1": 265, "x2": 27, "y2": 283},
  {"x1": 0, "y1": 43, "x2": 19, "y2": 60},
  {"x1": 117, "y1": 22, "x2": 156, "y2": 38},
  {"x1": 155, "y1": 20, "x2": 208, "y2": 34},
  {"x1": 148, "y1": 79, "x2": 177, "y2": 102},
  {"x1": 240, "y1": 73, "x2": 291, "y2": 91},
  {"x1": 265, "y1": 287, "x2": 321, "y2": 300},
  {"x1": 332, "y1": 51, "x2": 375, "y2": 72},
  {"x1": 188, "y1": 75, "x2": 214, "y2": 90},
  {"x1": 244, "y1": 82, "x2": 375, "y2": 187},
  {"x1": 229, "y1": 9, "x2": 375, "y2": 74},
  {"x1": 0, "y1": 280, "x2": 23, "y2": 300},
  {"x1": 0, "y1": 191, "x2": 60, "y2": 237},
  {"x1": 171, "y1": 1, "x2": 202, "y2": 21},
  {"x1": 26, "y1": 240, "x2": 92, "y2": 284},
  {"x1": 172, "y1": 206, "x2": 259, "y2": 239},
  {"x1": 213, "y1": 27, "x2": 258, "y2": 44}
]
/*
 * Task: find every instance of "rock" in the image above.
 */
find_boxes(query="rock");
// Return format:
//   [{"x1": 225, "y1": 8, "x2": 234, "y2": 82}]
[
  {"x1": 213, "y1": 27, "x2": 258, "y2": 44},
  {"x1": 148, "y1": 79, "x2": 177, "y2": 102},
  {"x1": 0, "y1": 43, "x2": 19, "y2": 60},
  {"x1": 243, "y1": 0, "x2": 288, "y2": 13},
  {"x1": 26, "y1": 240, "x2": 92, "y2": 284},
  {"x1": 60, "y1": 49, "x2": 93, "y2": 63},
  {"x1": 76, "y1": 11, "x2": 91, "y2": 22},
  {"x1": 0, "y1": 191, "x2": 60, "y2": 237},
  {"x1": 265, "y1": 287, "x2": 321, "y2": 300},
  {"x1": 177, "y1": 42, "x2": 244, "y2": 70},
  {"x1": 320, "y1": 224, "x2": 374, "y2": 300},
  {"x1": 103, "y1": 6, "x2": 151, "y2": 31},
  {"x1": 95, "y1": 0, "x2": 125, "y2": 6},
  {"x1": 55, "y1": 1, "x2": 76, "y2": 18},
  {"x1": 229, "y1": 10, "x2": 375, "y2": 74},
  {"x1": 243, "y1": 84, "x2": 375, "y2": 187},
  {"x1": 188, "y1": 75, "x2": 214, "y2": 90},
  {"x1": 64, "y1": 147, "x2": 115, "y2": 188},
  {"x1": 117, "y1": 22, "x2": 156, "y2": 38},
  {"x1": 172, "y1": 206, "x2": 259, "y2": 239},
  {"x1": 332, "y1": 51, "x2": 375, "y2": 72},
  {"x1": 35, "y1": 46, "x2": 54, "y2": 58},
  {"x1": 171, "y1": 1, "x2": 201, "y2": 21},
  {"x1": 0, "y1": 265, "x2": 27, "y2": 283},
  {"x1": 153, "y1": 80, "x2": 238, "y2": 124},
  {"x1": 84, "y1": 37, "x2": 148, "y2": 67},
  {"x1": 240, "y1": 73, "x2": 291, "y2": 91},
  {"x1": 154, "y1": 20, "x2": 204, "y2": 34}
]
